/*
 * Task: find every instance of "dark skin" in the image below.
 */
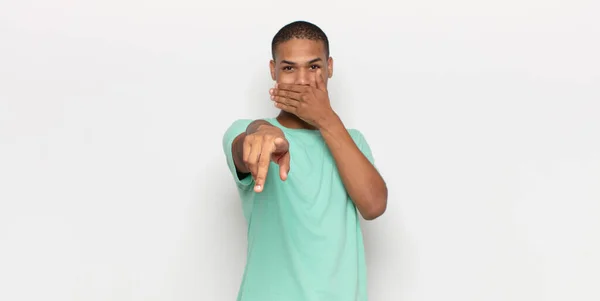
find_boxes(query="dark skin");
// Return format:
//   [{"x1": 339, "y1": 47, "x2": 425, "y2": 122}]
[{"x1": 231, "y1": 38, "x2": 387, "y2": 220}]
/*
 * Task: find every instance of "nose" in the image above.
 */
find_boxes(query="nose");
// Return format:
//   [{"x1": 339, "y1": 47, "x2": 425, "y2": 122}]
[{"x1": 294, "y1": 69, "x2": 310, "y2": 86}]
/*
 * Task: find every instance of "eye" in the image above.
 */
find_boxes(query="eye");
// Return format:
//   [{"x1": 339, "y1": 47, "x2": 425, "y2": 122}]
[
  {"x1": 310, "y1": 65, "x2": 321, "y2": 70},
  {"x1": 282, "y1": 66, "x2": 293, "y2": 71}
]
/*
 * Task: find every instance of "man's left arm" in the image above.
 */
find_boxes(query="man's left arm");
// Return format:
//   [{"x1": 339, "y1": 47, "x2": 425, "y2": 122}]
[
  {"x1": 319, "y1": 114, "x2": 387, "y2": 220},
  {"x1": 270, "y1": 69, "x2": 387, "y2": 220}
]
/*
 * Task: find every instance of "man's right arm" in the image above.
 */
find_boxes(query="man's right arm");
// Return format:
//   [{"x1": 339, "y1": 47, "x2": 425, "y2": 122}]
[{"x1": 223, "y1": 119, "x2": 290, "y2": 193}]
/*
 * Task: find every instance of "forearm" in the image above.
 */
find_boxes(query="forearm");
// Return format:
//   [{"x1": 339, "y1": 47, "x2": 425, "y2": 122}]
[
  {"x1": 319, "y1": 114, "x2": 388, "y2": 220},
  {"x1": 232, "y1": 119, "x2": 273, "y2": 174}
]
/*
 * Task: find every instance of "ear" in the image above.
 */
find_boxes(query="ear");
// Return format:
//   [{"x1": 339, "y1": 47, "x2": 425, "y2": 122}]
[
  {"x1": 269, "y1": 60, "x2": 276, "y2": 81},
  {"x1": 327, "y1": 57, "x2": 334, "y2": 78}
]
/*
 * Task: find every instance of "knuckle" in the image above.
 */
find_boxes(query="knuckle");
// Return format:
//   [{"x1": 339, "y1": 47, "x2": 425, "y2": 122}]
[
  {"x1": 252, "y1": 136, "x2": 263, "y2": 144},
  {"x1": 244, "y1": 134, "x2": 256, "y2": 144}
]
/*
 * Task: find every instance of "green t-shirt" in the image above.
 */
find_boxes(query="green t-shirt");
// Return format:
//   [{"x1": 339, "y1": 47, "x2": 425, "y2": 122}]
[{"x1": 222, "y1": 117, "x2": 375, "y2": 301}]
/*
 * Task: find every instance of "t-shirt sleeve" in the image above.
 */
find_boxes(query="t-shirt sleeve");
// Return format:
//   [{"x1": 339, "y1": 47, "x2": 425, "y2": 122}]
[
  {"x1": 222, "y1": 119, "x2": 254, "y2": 189},
  {"x1": 349, "y1": 129, "x2": 376, "y2": 166}
]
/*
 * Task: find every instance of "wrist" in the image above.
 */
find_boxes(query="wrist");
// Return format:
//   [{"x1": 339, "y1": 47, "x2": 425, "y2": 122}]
[{"x1": 316, "y1": 110, "x2": 342, "y2": 132}]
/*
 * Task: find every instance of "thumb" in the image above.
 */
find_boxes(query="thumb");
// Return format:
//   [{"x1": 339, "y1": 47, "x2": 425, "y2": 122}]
[
  {"x1": 278, "y1": 152, "x2": 291, "y2": 181},
  {"x1": 273, "y1": 137, "x2": 289, "y2": 153}
]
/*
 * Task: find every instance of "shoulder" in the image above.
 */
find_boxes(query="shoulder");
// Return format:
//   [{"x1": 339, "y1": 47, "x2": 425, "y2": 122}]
[
  {"x1": 348, "y1": 128, "x2": 372, "y2": 151},
  {"x1": 222, "y1": 119, "x2": 254, "y2": 149},
  {"x1": 223, "y1": 118, "x2": 265, "y2": 136},
  {"x1": 222, "y1": 118, "x2": 277, "y2": 143},
  {"x1": 347, "y1": 128, "x2": 367, "y2": 142},
  {"x1": 348, "y1": 128, "x2": 375, "y2": 162},
  {"x1": 226, "y1": 118, "x2": 279, "y2": 130}
]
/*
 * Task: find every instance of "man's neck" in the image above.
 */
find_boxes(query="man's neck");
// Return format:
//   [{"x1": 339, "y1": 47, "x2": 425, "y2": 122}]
[{"x1": 276, "y1": 111, "x2": 317, "y2": 130}]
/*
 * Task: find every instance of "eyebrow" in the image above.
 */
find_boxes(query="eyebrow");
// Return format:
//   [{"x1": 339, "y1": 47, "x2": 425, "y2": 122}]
[{"x1": 281, "y1": 58, "x2": 323, "y2": 65}]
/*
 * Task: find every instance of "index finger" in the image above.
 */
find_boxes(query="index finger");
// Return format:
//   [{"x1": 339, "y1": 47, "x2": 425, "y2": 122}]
[
  {"x1": 254, "y1": 143, "x2": 274, "y2": 193},
  {"x1": 276, "y1": 83, "x2": 308, "y2": 93}
]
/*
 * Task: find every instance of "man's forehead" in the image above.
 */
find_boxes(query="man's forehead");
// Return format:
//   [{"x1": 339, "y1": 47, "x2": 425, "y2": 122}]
[
  {"x1": 274, "y1": 39, "x2": 326, "y2": 60},
  {"x1": 277, "y1": 56, "x2": 324, "y2": 65}
]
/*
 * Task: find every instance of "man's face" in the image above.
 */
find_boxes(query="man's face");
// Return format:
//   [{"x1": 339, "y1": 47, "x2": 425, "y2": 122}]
[{"x1": 270, "y1": 39, "x2": 333, "y2": 86}]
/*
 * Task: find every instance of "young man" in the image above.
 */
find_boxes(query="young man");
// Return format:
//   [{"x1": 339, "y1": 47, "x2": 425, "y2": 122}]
[{"x1": 222, "y1": 21, "x2": 388, "y2": 301}]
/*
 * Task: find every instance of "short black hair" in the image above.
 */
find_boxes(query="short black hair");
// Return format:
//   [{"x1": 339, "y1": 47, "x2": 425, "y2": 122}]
[{"x1": 271, "y1": 21, "x2": 330, "y2": 60}]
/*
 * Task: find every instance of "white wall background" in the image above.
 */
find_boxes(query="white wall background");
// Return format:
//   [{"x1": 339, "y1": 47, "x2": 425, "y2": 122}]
[{"x1": 1, "y1": 1, "x2": 599, "y2": 300}]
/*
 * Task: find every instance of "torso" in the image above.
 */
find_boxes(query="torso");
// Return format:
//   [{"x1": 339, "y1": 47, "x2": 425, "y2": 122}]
[{"x1": 236, "y1": 118, "x2": 368, "y2": 301}]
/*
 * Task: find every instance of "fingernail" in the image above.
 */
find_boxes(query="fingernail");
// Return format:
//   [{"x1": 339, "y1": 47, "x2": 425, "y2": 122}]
[
  {"x1": 269, "y1": 88, "x2": 273, "y2": 94},
  {"x1": 255, "y1": 185, "x2": 261, "y2": 191},
  {"x1": 275, "y1": 83, "x2": 279, "y2": 88}
]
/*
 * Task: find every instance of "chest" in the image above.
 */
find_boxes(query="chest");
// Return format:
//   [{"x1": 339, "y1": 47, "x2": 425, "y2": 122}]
[{"x1": 280, "y1": 134, "x2": 347, "y2": 201}]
